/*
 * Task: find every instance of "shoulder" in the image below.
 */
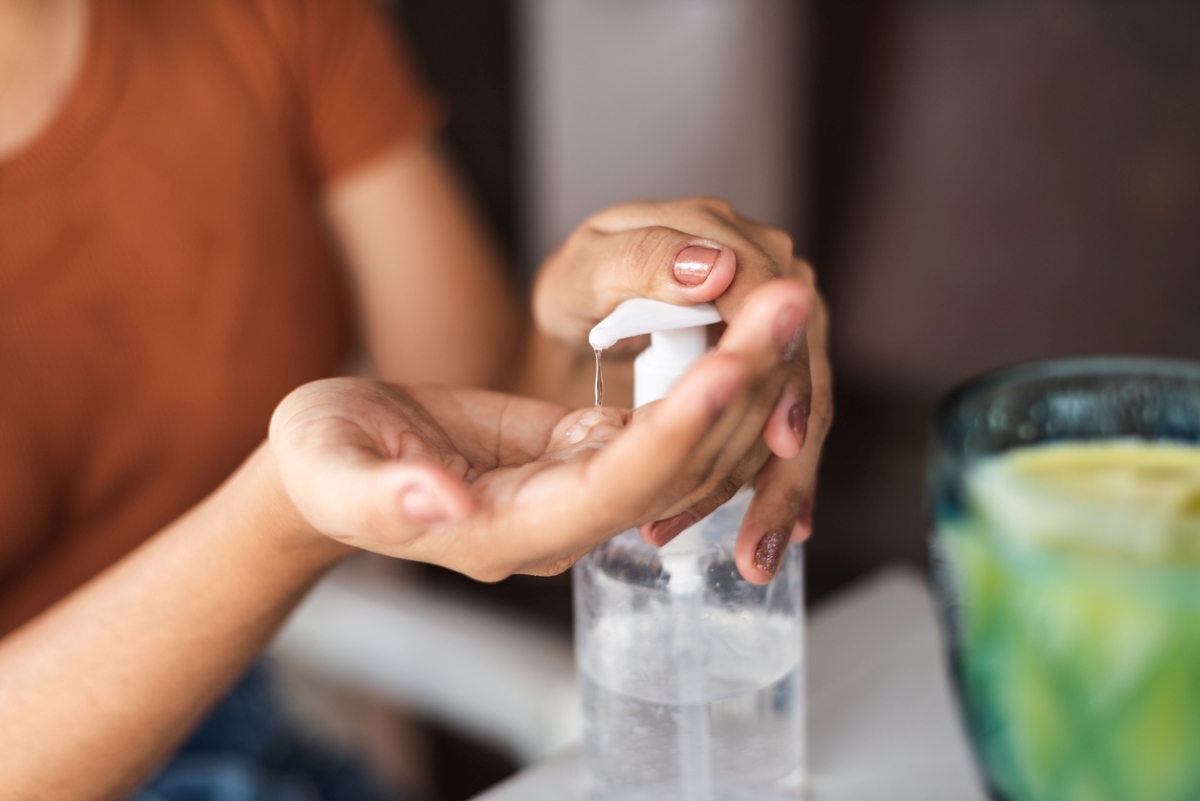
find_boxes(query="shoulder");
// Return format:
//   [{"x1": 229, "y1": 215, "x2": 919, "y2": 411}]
[
  {"x1": 115, "y1": 0, "x2": 433, "y2": 185},
  {"x1": 119, "y1": 0, "x2": 394, "y2": 63},
  {"x1": 114, "y1": 0, "x2": 412, "y2": 89},
  {"x1": 210, "y1": 0, "x2": 398, "y2": 59}
]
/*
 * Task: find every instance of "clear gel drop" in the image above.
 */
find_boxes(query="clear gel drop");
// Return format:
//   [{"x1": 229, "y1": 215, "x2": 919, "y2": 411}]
[{"x1": 594, "y1": 348, "x2": 604, "y2": 408}]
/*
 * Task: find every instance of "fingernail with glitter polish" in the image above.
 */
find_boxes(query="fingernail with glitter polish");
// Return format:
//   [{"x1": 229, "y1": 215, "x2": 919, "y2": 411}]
[
  {"x1": 650, "y1": 511, "x2": 698, "y2": 546},
  {"x1": 673, "y1": 246, "x2": 720, "y2": 287},
  {"x1": 754, "y1": 529, "x2": 788, "y2": 578}
]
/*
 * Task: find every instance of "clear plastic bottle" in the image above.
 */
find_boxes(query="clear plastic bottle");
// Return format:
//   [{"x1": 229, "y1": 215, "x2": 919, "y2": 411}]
[{"x1": 575, "y1": 300, "x2": 805, "y2": 801}]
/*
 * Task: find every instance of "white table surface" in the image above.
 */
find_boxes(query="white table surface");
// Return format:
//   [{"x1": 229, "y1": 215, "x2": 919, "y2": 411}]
[{"x1": 472, "y1": 567, "x2": 989, "y2": 800}]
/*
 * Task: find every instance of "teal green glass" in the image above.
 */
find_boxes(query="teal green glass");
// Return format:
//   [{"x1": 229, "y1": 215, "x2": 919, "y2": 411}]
[{"x1": 929, "y1": 358, "x2": 1200, "y2": 801}]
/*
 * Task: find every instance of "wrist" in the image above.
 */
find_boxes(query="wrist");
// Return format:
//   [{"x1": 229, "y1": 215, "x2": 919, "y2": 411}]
[{"x1": 233, "y1": 443, "x2": 357, "y2": 571}]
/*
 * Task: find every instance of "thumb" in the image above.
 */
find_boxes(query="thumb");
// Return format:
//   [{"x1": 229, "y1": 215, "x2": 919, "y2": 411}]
[
  {"x1": 599, "y1": 226, "x2": 737, "y2": 311},
  {"x1": 535, "y1": 227, "x2": 736, "y2": 345},
  {"x1": 281, "y1": 445, "x2": 476, "y2": 550},
  {"x1": 372, "y1": 459, "x2": 477, "y2": 529}
]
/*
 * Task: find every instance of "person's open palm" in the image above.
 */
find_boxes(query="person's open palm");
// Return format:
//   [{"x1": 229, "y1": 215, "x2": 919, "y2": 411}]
[{"x1": 270, "y1": 280, "x2": 811, "y2": 582}]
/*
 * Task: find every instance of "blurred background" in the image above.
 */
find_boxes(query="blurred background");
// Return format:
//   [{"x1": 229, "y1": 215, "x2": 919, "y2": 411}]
[{"x1": 275, "y1": 1, "x2": 1200, "y2": 798}]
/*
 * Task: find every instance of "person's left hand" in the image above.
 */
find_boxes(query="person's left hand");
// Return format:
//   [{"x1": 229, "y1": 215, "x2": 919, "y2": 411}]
[{"x1": 533, "y1": 199, "x2": 832, "y2": 581}]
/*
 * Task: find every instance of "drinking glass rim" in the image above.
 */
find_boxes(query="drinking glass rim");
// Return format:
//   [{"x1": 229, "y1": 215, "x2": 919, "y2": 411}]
[
  {"x1": 934, "y1": 356, "x2": 1200, "y2": 447},
  {"x1": 932, "y1": 356, "x2": 1200, "y2": 596}
]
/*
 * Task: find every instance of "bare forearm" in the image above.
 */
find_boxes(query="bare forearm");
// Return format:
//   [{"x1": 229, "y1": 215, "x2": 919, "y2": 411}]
[
  {"x1": 329, "y1": 142, "x2": 639, "y2": 405},
  {"x1": 0, "y1": 445, "x2": 348, "y2": 801},
  {"x1": 330, "y1": 143, "x2": 524, "y2": 390}
]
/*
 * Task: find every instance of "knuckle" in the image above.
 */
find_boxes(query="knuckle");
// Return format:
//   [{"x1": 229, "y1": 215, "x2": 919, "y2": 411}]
[
  {"x1": 532, "y1": 553, "x2": 580, "y2": 577},
  {"x1": 793, "y1": 257, "x2": 816, "y2": 282},
  {"x1": 620, "y1": 226, "x2": 677, "y2": 278},
  {"x1": 810, "y1": 398, "x2": 834, "y2": 438},
  {"x1": 584, "y1": 203, "x2": 634, "y2": 232},
  {"x1": 670, "y1": 196, "x2": 736, "y2": 225},
  {"x1": 719, "y1": 472, "x2": 747, "y2": 500},
  {"x1": 738, "y1": 224, "x2": 794, "y2": 278},
  {"x1": 740, "y1": 239, "x2": 783, "y2": 278},
  {"x1": 683, "y1": 452, "x2": 725, "y2": 496},
  {"x1": 699, "y1": 472, "x2": 746, "y2": 508},
  {"x1": 773, "y1": 231, "x2": 795, "y2": 260},
  {"x1": 694, "y1": 196, "x2": 735, "y2": 217},
  {"x1": 813, "y1": 295, "x2": 831, "y2": 339},
  {"x1": 775, "y1": 482, "x2": 807, "y2": 515}
]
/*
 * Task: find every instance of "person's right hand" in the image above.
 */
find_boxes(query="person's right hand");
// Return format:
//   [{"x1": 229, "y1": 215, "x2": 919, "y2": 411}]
[
  {"x1": 269, "y1": 279, "x2": 809, "y2": 581},
  {"x1": 533, "y1": 199, "x2": 832, "y2": 581}
]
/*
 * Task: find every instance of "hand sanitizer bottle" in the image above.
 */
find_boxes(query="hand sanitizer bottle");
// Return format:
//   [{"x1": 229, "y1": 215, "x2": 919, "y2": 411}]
[{"x1": 575, "y1": 299, "x2": 805, "y2": 801}]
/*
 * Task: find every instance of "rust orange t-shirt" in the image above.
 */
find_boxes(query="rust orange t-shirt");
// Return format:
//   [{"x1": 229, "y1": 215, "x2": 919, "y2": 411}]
[{"x1": 0, "y1": 0, "x2": 438, "y2": 634}]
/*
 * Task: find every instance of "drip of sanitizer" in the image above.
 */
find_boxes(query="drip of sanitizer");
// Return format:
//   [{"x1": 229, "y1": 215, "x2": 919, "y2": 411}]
[
  {"x1": 575, "y1": 299, "x2": 805, "y2": 801},
  {"x1": 594, "y1": 348, "x2": 604, "y2": 407}
]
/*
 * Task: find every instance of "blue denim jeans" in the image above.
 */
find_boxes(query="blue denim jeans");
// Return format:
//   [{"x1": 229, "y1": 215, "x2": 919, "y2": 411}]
[{"x1": 132, "y1": 664, "x2": 418, "y2": 801}]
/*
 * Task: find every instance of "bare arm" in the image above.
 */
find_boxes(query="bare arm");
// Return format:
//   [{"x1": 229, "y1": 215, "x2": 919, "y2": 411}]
[
  {"x1": 0, "y1": 447, "x2": 348, "y2": 801},
  {"x1": 325, "y1": 142, "x2": 525, "y2": 389},
  {"x1": 0, "y1": 278, "x2": 802, "y2": 799},
  {"x1": 325, "y1": 140, "x2": 614, "y2": 406}
]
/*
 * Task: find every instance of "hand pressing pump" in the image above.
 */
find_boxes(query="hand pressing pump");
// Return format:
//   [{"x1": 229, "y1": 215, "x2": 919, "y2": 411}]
[{"x1": 575, "y1": 299, "x2": 805, "y2": 801}]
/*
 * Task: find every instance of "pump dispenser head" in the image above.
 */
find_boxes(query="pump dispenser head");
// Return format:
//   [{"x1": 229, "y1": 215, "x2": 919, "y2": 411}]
[{"x1": 589, "y1": 299, "x2": 722, "y2": 408}]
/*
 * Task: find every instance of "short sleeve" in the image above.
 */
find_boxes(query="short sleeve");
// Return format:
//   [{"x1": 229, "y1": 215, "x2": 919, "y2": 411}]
[{"x1": 271, "y1": 0, "x2": 443, "y2": 185}]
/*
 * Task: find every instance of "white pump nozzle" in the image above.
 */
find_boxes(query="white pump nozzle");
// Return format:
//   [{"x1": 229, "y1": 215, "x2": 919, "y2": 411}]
[
  {"x1": 588, "y1": 299, "x2": 722, "y2": 408},
  {"x1": 588, "y1": 298, "x2": 722, "y2": 350}
]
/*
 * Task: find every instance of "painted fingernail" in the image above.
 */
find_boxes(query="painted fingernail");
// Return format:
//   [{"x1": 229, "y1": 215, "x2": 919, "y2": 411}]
[
  {"x1": 753, "y1": 529, "x2": 788, "y2": 577},
  {"x1": 398, "y1": 482, "x2": 447, "y2": 524},
  {"x1": 774, "y1": 304, "x2": 807, "y2": 361},
  {"x1": 788, "y1": 402, "x2": 809, "y2": 449},
  {"x1": 650, "y1": 511, "x2": 698, "y2": 546},
  {"x1": 673, "y1": 246, "x2": 720, "y2": 286}
]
